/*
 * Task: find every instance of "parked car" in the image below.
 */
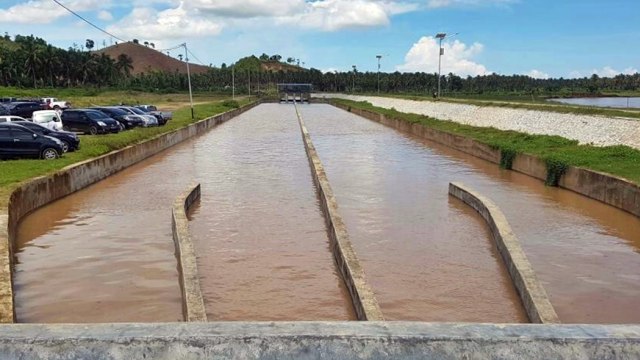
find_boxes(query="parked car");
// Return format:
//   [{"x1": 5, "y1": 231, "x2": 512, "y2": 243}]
[
  {"x1": 14, "y1": 121, "x2": 80, "y2": 153},
  {"x1": 118, "y1": 106, "x2": 158, "y2": 127},
  {"x1": 0, "y1": 123, "x2": 63, "y2": 160},
  {"x1": 0, "y1": 115, "x2": 28, "y2": 123},
  {"x1": 91, "y1": 107, "x2": 145, "y2": 129},
  {"x1": 31, "y1": 110, "x2": 63, "y2": 131},
  {"x1": 136, "y1": 105, "x2": 172, "y2": 125},
  {"x1": 61, "y1": 109, "x2": 121, "y2": 135},
  {"x1": 5, "y1": 101, "x2": 42, "y2": 118},
  {"x1": 42, "y1": 97, "x2": 71, "y2": 110}
]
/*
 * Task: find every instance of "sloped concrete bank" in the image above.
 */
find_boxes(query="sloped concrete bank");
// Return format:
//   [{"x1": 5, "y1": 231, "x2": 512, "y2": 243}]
[
  {"x1": 0, "y1": 102, "x2": 259, "y2": 323},
  {"x1": 0, "y1": 322, "x2": 639, "y2": 359},
  {"x1": 333, "y1": 102, "x2": 640, "y2": 218},
  {"x1": 171, "y1": 183, "x2": 207, "y2": 322},
  {"x1": 294, "y1": 103, "x2": 384, "y2": 321},
  {"x1": 449, "y1": 182, "x2": 559, "y2": 324}
]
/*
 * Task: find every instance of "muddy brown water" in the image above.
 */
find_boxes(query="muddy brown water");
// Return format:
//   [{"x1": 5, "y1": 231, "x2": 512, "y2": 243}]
[
  {"x1": 13, "y1": 103, "x2": 640, "y2": 323},
  {"x1": 300, "y1": 104, "x2": 640, "y2": 324}
]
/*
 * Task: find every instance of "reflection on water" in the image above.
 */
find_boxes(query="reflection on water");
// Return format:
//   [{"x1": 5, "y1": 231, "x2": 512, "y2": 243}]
[
  {"x1": 301, "y1": 104, "x2": 640, "y2": 324},
  {"x1": 549, "y1": 97, "x2": 640, "y2": 109}
]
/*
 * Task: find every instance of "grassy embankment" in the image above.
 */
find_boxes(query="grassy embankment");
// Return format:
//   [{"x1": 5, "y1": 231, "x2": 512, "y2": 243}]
[
  {"x1": 355, "y1": 92, "x2": 640, "y2": 120},
  {"x1": 0, "y1": 92, "x2": 251, "y2": 209},
  {"x1": 336, "y1": 99, "x2": 640, "y2": 185}
]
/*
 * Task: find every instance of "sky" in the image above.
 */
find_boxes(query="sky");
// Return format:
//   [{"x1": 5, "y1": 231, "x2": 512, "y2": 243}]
[{"x1": 0, "y1": 0, "x2": 638, "y2": 79}]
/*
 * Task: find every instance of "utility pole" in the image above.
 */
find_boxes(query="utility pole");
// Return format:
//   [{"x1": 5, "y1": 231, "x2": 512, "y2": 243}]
[
  {"x1": 376, "y1": 55, "x2": 382, "y2": 94},
  {"x1": 435, "y1": 32, "x2": 458, "y2": 98},
  {"x1": 183, "y1": 43, "x2": 194, "y2": 119},
  {"x1": 232, "y1": 66, "x2": 235, "y2": 100},
  {"x1": 352, "y1": 65, "x2": 357, "y2": 93},
  {"x1": 248, "y1": 70, "x2": 251, "y2": 96}
]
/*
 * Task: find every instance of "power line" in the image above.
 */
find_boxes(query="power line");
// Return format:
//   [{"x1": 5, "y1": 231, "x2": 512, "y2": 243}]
[
  {"x1": 187, "y1": 48, "x2": 205, "y2": 66},
  {"x1": 50, "y1": 0, "x2": 127, "y2": 43}
]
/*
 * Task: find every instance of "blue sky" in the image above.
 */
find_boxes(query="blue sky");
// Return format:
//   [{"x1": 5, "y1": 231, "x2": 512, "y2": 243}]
[{"x1": 0, "y1": 0, "x2": 638, "y2": 78}]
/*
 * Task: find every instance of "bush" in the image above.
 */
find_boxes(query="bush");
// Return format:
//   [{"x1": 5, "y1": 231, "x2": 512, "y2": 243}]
[{"x1": 221, "y1": 99, "x2": 240, "y2": 109}]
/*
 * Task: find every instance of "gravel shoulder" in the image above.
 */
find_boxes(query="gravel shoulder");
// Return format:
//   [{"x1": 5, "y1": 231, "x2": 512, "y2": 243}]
[{"x1": 317, "y1": 94, "x2": 640, "y2": 150}]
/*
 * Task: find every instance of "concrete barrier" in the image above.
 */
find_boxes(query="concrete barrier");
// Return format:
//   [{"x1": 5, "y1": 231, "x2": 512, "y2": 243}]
[
  {"x1": 293, "y1": 103, "x2": 384, "y2": 321},
  {"x1": 0, "y1": 101, "x2": 259, "y2": 323},
  {"x1": 334, "y1": 103, "x2": 640, "y2": 218},
  {"x1": 0, "y1": 322, "x2": 638, "y2": 359},
  {"x1": 449, "y1": 182, "x2": 560, "y2": 324},
  {"x1": 172, "y1": 184, "x2": 207, "y2": 322}
]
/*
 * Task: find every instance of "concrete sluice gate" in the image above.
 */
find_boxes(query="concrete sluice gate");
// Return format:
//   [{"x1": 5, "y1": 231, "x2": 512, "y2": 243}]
[{"x1": 13, "y1": 104, "x2": 640, "y2": 325}]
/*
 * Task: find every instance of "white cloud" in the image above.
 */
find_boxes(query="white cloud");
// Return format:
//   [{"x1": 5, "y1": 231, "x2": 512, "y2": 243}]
[
  {"x1": 590, "y1": 66, "x2": 639, "y2": 78},
  {"x1": 526, "y1": 69, "x2": 549, "y2": 79},
  {"x1": 97, "y1": 10, "x2": 113, "y2": 21},
  {"x1": 278, "y1": 0, "x2": 417, "y2": 31},
  {"x1": 426, "y1": 0, "x2": 516, "y2": 8},
  {"x1": 0, "y1": 0, "x2": 108, "y2": 24},
  {"x1": 397, "y1": 36, "x2": 488, "y2": 76},
  {"x1": 568, "y1": 71, "x2": 583, "y2": 79},
  {"x1": 185, "y1": 0, "x2": 305, "y2": 18},
  {"x1": 107, "y1": 4, "x2": 222, "y2": 41}
]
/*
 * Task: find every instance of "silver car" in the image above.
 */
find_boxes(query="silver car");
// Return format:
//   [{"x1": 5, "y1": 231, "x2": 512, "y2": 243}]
[{"x1": 118, "y1": 107, "x2": 158, "y2": 127}]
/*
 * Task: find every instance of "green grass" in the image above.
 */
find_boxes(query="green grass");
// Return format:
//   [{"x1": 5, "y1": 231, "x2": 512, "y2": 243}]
[
  {"x1": 0, "y1": 98, "x2": 252, "y2": 209},
  {"x1": 357, "y1": 92, "x2": 640, "y2": 120},
  {"x1": 336, "y1": 99, "x2": 640, "y2": 185}
]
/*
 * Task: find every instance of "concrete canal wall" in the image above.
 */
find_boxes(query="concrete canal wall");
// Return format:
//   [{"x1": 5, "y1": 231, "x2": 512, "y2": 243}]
[
  {"x1": 449, "y1": 182, "x2": 560, "y2": 324},
  {"x1": 171, "y1": 184, "x2": 207, "y2": 322},
  {"x1": 294, "y1": 103, "x2": 384, "y2": 321},
  {"x1": 0, "y1": 322, "x2": 639, "y2": 359},
  {"x1": 0, "y1": 102, "x2": 259, "y2": 323},
  {"x1": 334, "y1": 103, "x2": 640, "y2": 218}
]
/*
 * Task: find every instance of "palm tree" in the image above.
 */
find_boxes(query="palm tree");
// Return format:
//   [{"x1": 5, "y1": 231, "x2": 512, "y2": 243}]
[{"x1": 116, "y1": 53, "x2": 133, "y2": 77}]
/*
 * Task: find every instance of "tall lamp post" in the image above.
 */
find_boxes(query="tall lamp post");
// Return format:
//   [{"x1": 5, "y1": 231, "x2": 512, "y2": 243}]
[
  {"x1": 352, "y1": 65, "x2": 357, "y2": 93},
  {"x1": 435, "y1": 33, "x2": 446, "y2": 99},
  {"x1": 376, "y1": 55, "x2": 382, "y2": 94}
]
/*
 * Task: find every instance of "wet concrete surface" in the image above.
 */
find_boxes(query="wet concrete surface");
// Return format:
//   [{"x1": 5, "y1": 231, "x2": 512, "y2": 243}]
[
  {"x1": 300, "y1": 104, "x2": 640, "y2": 324},
  {"x1": 14, "y1": 104, "x2": 353, "y2": 323}
]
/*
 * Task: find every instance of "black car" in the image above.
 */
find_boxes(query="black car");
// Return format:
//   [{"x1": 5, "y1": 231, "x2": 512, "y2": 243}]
[
  {"x1": 14, "y1": 121, "x2": 80, "y2": 153},
  {"x1": 61, "y1": 109, "x2": 121, "y2": 135},
  {"x1": 5, "y1": 102, "x2": 43, "y2": 118},
  {"x1": 91, "y1": 107, "x2": 145, "y2": 129},
  {"x1": 0, "y1": 123, "x2": 63, "y2": 160}
]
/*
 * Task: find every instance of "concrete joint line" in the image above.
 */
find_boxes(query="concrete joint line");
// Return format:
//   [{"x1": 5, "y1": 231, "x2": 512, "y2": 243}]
[
  {"x1": 449, "y1": 182, "x2": 560, "y2": 324},
  {"x1": 293, "y1": 102, "x2": 384, "y2": 321},
  {"x1": 172, "y1": 183, "x2": 207, "y2": 322}
]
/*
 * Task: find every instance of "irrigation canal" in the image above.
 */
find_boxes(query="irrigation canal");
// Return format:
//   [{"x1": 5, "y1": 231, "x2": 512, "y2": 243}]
[{"x1": 13, "y1": 103, "x2": 640, "y2": 324}]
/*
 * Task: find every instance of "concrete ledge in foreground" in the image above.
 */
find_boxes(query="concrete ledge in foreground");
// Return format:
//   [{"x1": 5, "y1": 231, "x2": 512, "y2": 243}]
[{"x1": 0, "y1": 322, "x2": 638, "y2": 359}]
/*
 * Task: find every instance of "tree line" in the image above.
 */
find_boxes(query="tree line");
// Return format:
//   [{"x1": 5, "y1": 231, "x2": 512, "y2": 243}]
[{"x1": 1, "y1": 35, "x2": 639, "y2": 95}]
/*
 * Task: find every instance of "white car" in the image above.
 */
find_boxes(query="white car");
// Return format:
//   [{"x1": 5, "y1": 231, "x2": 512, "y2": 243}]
[
  {"x1": 0, "y1": 115, "x2": 28, "y2": 123},
  {"x1": 31, "y1": 110, "x2": 64, "y2": 131},
  {"x1": 42, "y1": 97, "x2": 70, "y2": 110}
]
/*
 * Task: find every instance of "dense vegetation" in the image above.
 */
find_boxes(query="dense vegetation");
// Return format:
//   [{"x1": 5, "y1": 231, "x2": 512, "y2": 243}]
[
  {"x1": 1, "y1": 34, "x2": 639, "y2": 96},
  {"x1": 336, "y1": 99, "x2": 640, "y2": 185}
]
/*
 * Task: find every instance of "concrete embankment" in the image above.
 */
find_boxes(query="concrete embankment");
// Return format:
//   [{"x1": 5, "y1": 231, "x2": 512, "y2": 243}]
[
  {"x1": 321, "y1": 94, "x2": 640, "y2": 149},
  {"x1": 332, "y1": 102, "x2": 640, "y2": 218},
  {"x1": 172, "y1": 184, "x2": 207, "y2": 322},
  {"x1": 0, "y1": 102, "x2": 259, "y2": 323},
  {"x1": 0, "y1": 322, "x2": 639, "y2": 359},
  {"x1": 294, "y1": 103, "x2": 383, "y2": 321},
  {"x1": 449, "y1": 182, "x2": 559, "y2": 324}
]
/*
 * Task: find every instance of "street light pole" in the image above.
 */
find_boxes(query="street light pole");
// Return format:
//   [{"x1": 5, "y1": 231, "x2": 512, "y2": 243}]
[
  {"x1": 435, "y1": 33, "x2": 446, "y2": 99},
  {"x1": 376, "y1": 55, "x2": 382, "y2": 94},
  {"x1": 183, "y1": 43, "x2": 194, "y2": 119},
  {"x1": 352, "y1": 65, "x2": 357, "y2": 93}
]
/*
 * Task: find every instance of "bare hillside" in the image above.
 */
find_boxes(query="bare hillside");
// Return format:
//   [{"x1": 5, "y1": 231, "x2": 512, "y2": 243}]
[{"x1": 98, "y1": 42, "x2": 210, "y2": 75}]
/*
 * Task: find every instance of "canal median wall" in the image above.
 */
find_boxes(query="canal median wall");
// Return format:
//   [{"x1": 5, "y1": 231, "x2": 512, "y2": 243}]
[
  {"x1": 294, "y1": 103, "x2": 384, "y2": 321},
  {"x1": 449, "y1": 182, "x2": 560, "y2": 324},
  {"x1": 0, "y1": 322, "x2": 638, "y2": 359},
  {"x1": 172, "y1": 183, "x2": 207, "y2": 322},
  {"x1": 0, "y1": 101, "x2": 259, "y2": 323},
  {"x1": 333, "y1": 102, "x2": 640, "y2": 218}
]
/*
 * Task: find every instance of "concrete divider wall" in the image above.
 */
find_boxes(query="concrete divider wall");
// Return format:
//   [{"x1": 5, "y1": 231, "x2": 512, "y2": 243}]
[
  {"x1": 0, "y1": 322, "x2": 639, "y2": 359},
  {"x1": 449, "y1": 182, "x2": 560, "y2": 324},
  {"x1": 0, "y1": 101, "x2": 259, "y2": 323},
  {"x1": 293, "y1": 103, "x2": 384, "y2": 321},
  {"x1": 171, "y1": 184, "x2": 207, "y2": 322},
  {"x1": 335, "y1": 103, "x2": 640, "y2": 218}
]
